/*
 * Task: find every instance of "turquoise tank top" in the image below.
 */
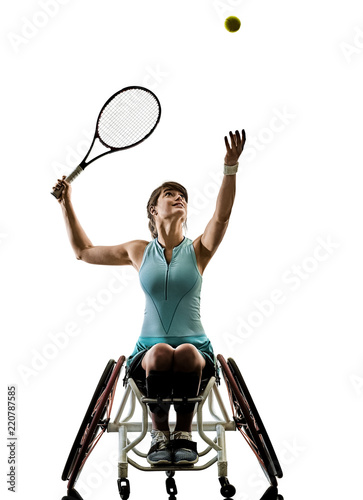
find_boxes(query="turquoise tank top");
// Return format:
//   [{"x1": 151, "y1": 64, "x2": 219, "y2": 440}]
[{"x1": 127, "y1": 237, "x2": 214, "y2": 365}]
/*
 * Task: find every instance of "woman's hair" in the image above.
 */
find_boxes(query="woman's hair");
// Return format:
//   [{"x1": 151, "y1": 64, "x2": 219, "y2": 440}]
[{"x1": 147, "y1": 181, "x2": 188, "y2": 239}]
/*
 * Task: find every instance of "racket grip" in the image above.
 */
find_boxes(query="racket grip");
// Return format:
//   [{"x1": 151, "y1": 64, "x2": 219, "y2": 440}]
[{"x1": 51, "y1": 165, "x2": 84, "y2": 199}]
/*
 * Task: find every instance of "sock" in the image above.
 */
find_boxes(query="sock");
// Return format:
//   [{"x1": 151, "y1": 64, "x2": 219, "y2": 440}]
[
  {"x1": 173, "y1": 371, "x2": 200, "y2": 414},
  {"x1": 146, "y1": 370, "x2": 173, "y2": 417}
]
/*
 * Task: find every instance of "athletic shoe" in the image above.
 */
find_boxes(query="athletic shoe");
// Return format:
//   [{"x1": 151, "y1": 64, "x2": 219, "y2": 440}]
[
  {"x1": 147, "y1": 430, "x2": 172, "y2": 465},
  {"x1": 172, "y1": 431, "x2": 199, "y2": 465}
]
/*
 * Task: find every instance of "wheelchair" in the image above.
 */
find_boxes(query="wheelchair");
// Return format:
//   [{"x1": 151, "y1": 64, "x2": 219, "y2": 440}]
[{"x1": 61, "y1": 354, "x2": 283, "y2": 500}]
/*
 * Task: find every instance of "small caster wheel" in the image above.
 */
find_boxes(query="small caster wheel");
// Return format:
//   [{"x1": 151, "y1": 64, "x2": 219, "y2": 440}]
[
  {"x1": 219, "y1": 477, "x2": 236, "y2": 498},
  {"x1": 220, "y1": 484, "x2": 236, "y2": 498},
  {"x1": 117, "y1": 478, "x2": 130, "y2": 500},
  {"x1": 166, "y1": 476, "x2": 177, "y2": 497}
]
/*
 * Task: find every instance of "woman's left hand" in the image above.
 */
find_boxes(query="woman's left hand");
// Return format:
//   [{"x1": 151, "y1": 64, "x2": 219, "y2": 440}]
[{"x1": 224, "y1": 129, "x2": 246, "y2": 165}]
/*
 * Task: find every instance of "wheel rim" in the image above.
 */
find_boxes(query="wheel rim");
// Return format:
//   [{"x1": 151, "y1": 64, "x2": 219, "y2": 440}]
[
  {"x1": 217, "y1": 354, "x2": 277, "y2": 487},
  {"x1": 228, "y1": 357, "x2": 283, "y2": 479},
  {"x1": 67, "y1": 356, "x2": 125, "y2": 491},
  {"x1": 62, "y1": 359, "x2": 115, "y2": 481}
]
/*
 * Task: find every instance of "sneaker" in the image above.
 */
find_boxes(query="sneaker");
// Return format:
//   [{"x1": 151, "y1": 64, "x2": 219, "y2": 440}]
[
  {"x1": 172, "y1": 431, "x2": 199, "y2": 465},
  {"x1": 147, "y1": 430, "x2": 172, "y2": 465}
]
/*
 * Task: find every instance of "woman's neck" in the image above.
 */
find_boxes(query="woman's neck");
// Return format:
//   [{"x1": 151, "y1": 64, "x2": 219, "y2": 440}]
[{"x1": 156, "y1": 221, "x2": 184, "y2": 250}]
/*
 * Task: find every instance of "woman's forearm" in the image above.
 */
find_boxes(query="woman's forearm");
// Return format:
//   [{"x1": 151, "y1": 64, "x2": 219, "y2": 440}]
[
  {"x1": 214, "y1": 128, "x2": 244, "y2": 223},
  {"x1": 61, "y1": 200, "x2": 93, "y2": 259},
  {"x1": 214, "y1": 173, "x2": 236, "y2": 223}
]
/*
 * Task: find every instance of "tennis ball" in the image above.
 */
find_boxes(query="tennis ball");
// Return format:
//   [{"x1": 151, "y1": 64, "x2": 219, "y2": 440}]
[{"x1": 224, "y1": 16, "x2": 241, "y2": 33}]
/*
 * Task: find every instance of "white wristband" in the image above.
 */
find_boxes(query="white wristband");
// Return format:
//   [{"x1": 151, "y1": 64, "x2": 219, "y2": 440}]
[{"x1": 224, "y1": 162, "x2": 239, "y2": 175}]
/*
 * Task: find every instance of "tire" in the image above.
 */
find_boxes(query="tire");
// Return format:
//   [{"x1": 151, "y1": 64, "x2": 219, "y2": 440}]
[
  {"x1": 217, "y1": 355, "x2": 278, "y2": 487},
  {"x1": 62, "y1": 356, "x2": 125, "y2": 491},
  {"x1": 259, "y1": 486, "x2": 278, "y2": 499},
  {"x1": 61, "y1": 488, "x2": 84, "y2": 500},
  {"x1": 228, "y1": 358, "x2": 283, "y2": 479},
  {"x1": 62, "y1": 360, "x2": 115, "y2": 481}
]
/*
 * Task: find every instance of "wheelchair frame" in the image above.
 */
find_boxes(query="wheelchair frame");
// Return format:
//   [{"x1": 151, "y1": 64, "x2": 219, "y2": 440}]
[
  {"x1": 61, "y1": 355, "x2": 283, "y2": 500},
  {"x1": 108, "y1": 374, "x2": 236, "y2": 497}
]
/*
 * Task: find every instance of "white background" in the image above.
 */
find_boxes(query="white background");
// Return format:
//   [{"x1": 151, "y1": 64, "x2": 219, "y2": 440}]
[{"x1": 1, "y1": 0, "x2": 363, "y2": 499}]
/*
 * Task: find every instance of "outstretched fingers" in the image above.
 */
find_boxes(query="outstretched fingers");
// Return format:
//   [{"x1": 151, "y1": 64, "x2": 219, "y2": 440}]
[
  {"x1": 224, "y1": 129, "x2": 246, "y2": 164},
  {"x1": 230, "y1": 130, "x2": 237, "y2": 149},
  {"x1": 224, "y1": 134, "x2": 232, "y2": 152},
  {"x1": 225, "y1": 129, "x2": 246, "y2": 149},
  {"x1": 233, "y1": 129, "x2": 246, "y2": 154}
]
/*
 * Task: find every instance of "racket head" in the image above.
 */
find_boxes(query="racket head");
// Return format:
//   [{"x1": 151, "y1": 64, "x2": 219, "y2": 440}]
[{"x1": 96, "y1": 86, "x2": 161, "y2": 150}]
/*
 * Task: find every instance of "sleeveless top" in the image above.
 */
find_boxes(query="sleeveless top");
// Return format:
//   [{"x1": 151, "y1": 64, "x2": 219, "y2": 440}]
[{"x1": 126, "y1": 237, "x2": 214, "y2": 365}]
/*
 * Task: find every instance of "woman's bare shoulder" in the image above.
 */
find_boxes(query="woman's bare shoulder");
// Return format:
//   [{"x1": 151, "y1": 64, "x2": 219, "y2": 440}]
[{"x1": 125, "y1": 240, "x2": 150, "y2": 270}]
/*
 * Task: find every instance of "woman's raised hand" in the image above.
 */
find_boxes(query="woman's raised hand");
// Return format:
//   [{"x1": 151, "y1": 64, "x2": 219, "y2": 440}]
[
  {"x1": 52, "y1": 176, "x2": 72, "y2": 204},
  {"x1": 224, "y1": 129, "x2": 246, "y2": 166}
]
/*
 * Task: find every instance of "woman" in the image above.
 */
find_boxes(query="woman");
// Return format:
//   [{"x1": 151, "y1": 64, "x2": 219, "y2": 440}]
[{"x1": 53, "y1": 129, "x2": 246, "y2": 467}]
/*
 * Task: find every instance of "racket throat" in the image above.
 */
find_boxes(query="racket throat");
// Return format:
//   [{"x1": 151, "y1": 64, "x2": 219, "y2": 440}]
[{"x1": 82, "y1": 137, "x2": 112, "y2": 167}]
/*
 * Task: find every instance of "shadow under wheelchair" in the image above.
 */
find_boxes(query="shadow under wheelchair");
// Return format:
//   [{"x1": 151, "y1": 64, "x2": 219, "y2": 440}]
[{"x1": 61, "y1": 355, "x2": 284, "y2": 500}]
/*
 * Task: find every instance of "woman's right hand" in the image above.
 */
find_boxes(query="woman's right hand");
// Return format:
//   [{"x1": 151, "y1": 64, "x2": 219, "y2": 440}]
[{"x1": 52, "y1": 175, "x2": 72, "y2": 204}]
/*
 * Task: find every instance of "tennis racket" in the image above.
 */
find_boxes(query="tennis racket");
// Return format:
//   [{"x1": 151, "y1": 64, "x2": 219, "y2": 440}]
[{"x1": 51, "y1": 86, "x2": 161, "y2": 199}]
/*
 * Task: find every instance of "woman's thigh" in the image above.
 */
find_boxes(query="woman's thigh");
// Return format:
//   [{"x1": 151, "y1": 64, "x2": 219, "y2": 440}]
[{"x1": 126, "y1": 344, "x2": 216, "y2": 393}]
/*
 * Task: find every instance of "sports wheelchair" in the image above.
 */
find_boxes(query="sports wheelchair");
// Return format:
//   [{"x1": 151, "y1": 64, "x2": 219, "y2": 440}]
[{"x1": 61, "y1": 354, "x2": 283, "y2": 500}]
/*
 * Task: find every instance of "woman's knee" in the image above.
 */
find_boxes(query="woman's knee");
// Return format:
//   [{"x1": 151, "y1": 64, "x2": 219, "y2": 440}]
[
  {"x1": 173, "y1": 344, "x2": 205, "y2": 373},
  {"x1": 142, "y1": 343, "x2": 175, "y2": 372}
]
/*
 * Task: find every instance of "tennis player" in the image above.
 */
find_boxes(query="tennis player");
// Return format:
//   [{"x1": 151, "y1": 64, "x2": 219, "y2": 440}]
[{"x1": 53, "y1": 129, "x2": 246, "y2": 466}]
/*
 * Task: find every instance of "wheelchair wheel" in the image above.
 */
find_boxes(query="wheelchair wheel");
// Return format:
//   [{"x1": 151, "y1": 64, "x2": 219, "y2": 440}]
[
  {"x1": 228, "y1": 358, "x2": 283, "y2": 479},
  {"x1": 62, "y1": 356, "x2": 125, "y2": 491},
  {"x1": 217, "y1": 355, "x2": 280, "y2": 487}
]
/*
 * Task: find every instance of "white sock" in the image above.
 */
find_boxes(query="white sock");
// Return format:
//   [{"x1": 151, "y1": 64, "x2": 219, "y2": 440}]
[
  {"x1": 172, "y1": 430, "x2": 192, "y2": 440},
  {"x1": 151, "y1": 429, "x2": 170, "y2": 444}
]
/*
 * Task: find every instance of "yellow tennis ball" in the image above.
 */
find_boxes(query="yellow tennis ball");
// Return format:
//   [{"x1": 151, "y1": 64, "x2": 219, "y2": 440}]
[{"x1": 224, "y1": 16, "x2": 241, "y2": 33}]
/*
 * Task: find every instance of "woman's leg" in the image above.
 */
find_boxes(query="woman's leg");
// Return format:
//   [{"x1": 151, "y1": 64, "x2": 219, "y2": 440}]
[
  {"x1": 140, "y1": 343, "x2": 206, "y2": 431},
  {"x1": 142, "y1": 343, "x2": 175, "y2": 431},
  {"x1": 172, "y1": 344, "x2": 206, "y2": 432}
]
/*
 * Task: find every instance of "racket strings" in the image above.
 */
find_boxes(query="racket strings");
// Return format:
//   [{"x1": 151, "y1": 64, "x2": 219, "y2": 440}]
[{"x1": 98, "y1": 89, "x2": 160, "y2": 149}]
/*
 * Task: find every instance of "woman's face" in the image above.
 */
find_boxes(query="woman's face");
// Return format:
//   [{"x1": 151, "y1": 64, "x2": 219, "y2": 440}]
[{"x1": 153, "y1": 187, "x2": 187, "y2": 223}]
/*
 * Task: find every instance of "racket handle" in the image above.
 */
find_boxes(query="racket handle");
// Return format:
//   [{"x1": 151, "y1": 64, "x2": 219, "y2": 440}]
[{"x1": 51, "y1": 165, "x2": 84, "y2": 199}]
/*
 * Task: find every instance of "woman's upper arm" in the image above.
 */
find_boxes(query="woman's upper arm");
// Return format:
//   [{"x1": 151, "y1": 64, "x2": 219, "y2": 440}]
[
  {"x1": 193, "y1": 217, "x2": 229, "y2": 273},
  {"x1": 78, "y1": 240, "x2": 149, "y2": 269}
]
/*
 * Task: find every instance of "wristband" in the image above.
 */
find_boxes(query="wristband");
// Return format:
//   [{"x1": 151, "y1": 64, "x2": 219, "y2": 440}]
[{"x1": 224, "y1": 162, "x2": 239, "y2": 175}]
